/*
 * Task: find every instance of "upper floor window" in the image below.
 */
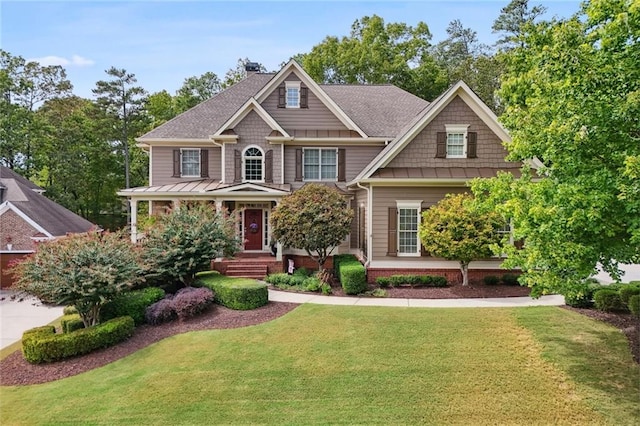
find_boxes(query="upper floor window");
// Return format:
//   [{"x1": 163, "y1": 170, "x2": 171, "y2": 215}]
[
  {"x1": 181, "y1": 148, "x2": 200, "y2": 177},
  {"x1": 303, "y1": 148, "x2": 337, "y2": 181},
  {"x1": 286, "y1": 81, "x2": 300, "y2": 108},
  {"x1": 445, "y1": 125, "x2": 469, "y2": 158},
  {"x1": 243, "y1": 146, "x2": 263, "y2": 182}
]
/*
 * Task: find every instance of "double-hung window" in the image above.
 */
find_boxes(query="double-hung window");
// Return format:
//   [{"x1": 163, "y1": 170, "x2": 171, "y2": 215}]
[
  {"x1": 285, "y1": 81, "x2": 300, "y2": 108},
  {"x1": 303, "y1": 148, "x2": 337, "y2": 181},
  {"x1": 397, "y1": 201, "x2": 422, "y2": 256},
  {"x1": 181, "y1": 148, "x2": 200, "y2": 177},
  {"x1": 243, "y1": 147, "x2": 263, "y2": 182},
  {"x1": 445, "y1": 124, "x2": 469, "y2": 158}
]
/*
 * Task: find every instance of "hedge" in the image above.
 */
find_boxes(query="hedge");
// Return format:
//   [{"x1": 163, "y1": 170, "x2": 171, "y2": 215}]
[
  {"x1": 629, "y1": 295, "x2": 640, "y2": 318},
  {"x1": 100, "y1": 287, "x2": 166, "y2": 326},
  {"x1": 197, "y1": 273, "x2": 268, "y2": 310},
  {"x1": 593, "y1": 288, "x2": 626, "y2": 312},
  {"x1": 334, "y1": 254, "x2": 366, "y2": 295},
  {"x1": 22, "y1": 316, "x2": 135, "y2": 364},
  {"x1": 564, "y1": 280, "x2": 602, "y2": 308},
  {"x1": 375, "y1": 274, "x2": 447, "y2": 288},
  {"x1": 619, "y1": 283, "x2": 640, "y2": 307},
  {"x1": 61, "y1": 314, "x2": 85, "y2": 334}
]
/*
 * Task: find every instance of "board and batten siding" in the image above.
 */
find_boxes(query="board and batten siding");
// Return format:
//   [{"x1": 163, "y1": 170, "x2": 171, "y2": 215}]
[
  {"x1": 284, "y1": 144, "x2": 382, "y2": 190},
  {"x1": 224, "y1": 110, "x2": 282, "y2": 184},
  {"x1": 151, "y1": 146, "x2": 221, "y2": 186},
  {"x1": 261, "y1": 74, "x2": 349, "y2": 133},
  {"x1": 388, "y1": 96, "x2": 516, "y2": 169},
  {"x1": 370, "y1": 186, "x2": 467, "y2": 261}
]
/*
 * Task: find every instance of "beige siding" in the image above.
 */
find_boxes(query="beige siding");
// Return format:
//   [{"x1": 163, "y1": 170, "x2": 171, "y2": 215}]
[
  {"x1": 151, "y1": 146, "x2": 221, "y2": 186},
  {"x1": 225, "y1": 110, "x2": 282, "y2": 184},
  {"x1": 388, "y1": 96, "x2": 515, "y2": 168},
  {"x1": 370, "y1": 186, "x2": 467, "y2": 261},
  {"x1": 284, "y1": 144, "x2": 382, "y2": 190},
  {"x1": 261, "y1": 73, "x2": 349, "y2": 132}
]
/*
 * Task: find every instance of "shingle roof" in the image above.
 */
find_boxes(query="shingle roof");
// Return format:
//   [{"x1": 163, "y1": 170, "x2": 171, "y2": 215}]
[
  {"x1": 139, "y1": 73, "x2": 276, "y2": 140},
  {"x1": 0, "y1": 166, "x2": 95, "y2": 236},
  {"x1": 320, "y1": 85, "x2": 429, "y2": 137},
  {"x1": 370, "y1": 167, "x2": 522, "y2": 179}
]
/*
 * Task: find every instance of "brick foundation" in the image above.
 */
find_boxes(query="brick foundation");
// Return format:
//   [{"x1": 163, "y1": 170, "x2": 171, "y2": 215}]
[{"x1": 285, "y1": 255, "x2": 334, "y2": 272}]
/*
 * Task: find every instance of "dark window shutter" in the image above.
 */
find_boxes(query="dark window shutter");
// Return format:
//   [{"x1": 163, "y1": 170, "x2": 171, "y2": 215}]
[
  {"x1": 234, "y1": 150, "x2": 242, "y2": 182},
  {"x1": 387, "y1": 207, "x2": 397, "y2": 256},
  {"x1": 172, "y1": 149, "x2": 181, "y2": 177},
  {"x1": 200, "y1": 149, "x2": 209, "y2": 178},
  {"x1": 295, "y1": 148, "x2": 303, "y2": 181},
  {"x1": 265, "y1": 150, "x2": 273, "y2": 183},
  {"x1": 278, "y1": 86, "x2": 286, "y2": 108},
  {"x1": 420, "y1": 208, "x2": 430, "y2": 257},
  {"x1": 337, "y1": 148, "x2": 346, "y2": 181},
  {"x1": 467, "y1": 132, "x2": 477, "y2": 158},
  {"x1": 436, "y1": 132, "x2": 447, "y2": 158},
  {"x1": 300, "y1": 87, "x2": 308, "y2": 108}
]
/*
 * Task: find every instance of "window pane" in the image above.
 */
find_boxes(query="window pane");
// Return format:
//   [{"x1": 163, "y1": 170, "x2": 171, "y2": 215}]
[
  {"x1": 398, "y1": 208, "x2": 418, "y2": 253},
  {"x1": 304, "y1": 149, "x2": 320, "y2": 180},
  {"x1": 181, "y1": 150, "x2": 200, "y2": 176},
  {"x1": 447, "y1": 133, "x2": 464, "y2": 156},
  {"x1": 287, "y1": 87, "x2": 299, "y2": 107},
  {"x1": 245, "y1": 158, "x2": 262, "y2": 180}
]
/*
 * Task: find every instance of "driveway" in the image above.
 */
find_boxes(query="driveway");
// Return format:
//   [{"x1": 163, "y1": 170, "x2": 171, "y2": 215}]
[
  {"x1": 0, "y1": 290, "x2": 63, "y2": 350},
  {"x1": 593, "y1": 263, "x2": 640, "y2": 283}
]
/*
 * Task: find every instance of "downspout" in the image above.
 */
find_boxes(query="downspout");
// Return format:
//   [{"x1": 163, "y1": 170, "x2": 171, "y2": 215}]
[{"x1": 356, "y1": 182, "x2": 372, "y2": 268}]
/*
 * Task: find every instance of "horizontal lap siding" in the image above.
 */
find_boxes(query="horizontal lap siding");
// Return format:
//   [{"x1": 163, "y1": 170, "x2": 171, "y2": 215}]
[
  {"x1": 261, "y1": 74, "x2": 349, "y2": 132},
  {"x1": 388, "y1": 96, "x2": 516, "y2": 169},
  {"x1": 151, "y1": 146, "x2": 221, "y2": 186},
  {"x1": 371, "y1": 186, "x2": 467, "y2": 261}
]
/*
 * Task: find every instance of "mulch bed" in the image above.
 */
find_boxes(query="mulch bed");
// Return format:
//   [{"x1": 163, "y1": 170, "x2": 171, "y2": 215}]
[{"x1": 2, "y1": 285, "x2": 637, "y2": 387}]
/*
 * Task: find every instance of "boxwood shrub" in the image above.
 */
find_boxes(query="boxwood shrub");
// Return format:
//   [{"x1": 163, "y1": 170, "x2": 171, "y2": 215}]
[
  {"x1": 628, "y1": 295, "x2": 640, "y2": 318},
  {"x1": 483, "y1": 275, "x2": 500, "y2": 286},
  {"x1": 22, "y1": 316, "x2": 135, "y2": 364},
  {"x1": 334, "y1": 255, "x2": 366, "y2": 295},
  {"x1": 61, "y1": 314, "x2": 85, "y2": 334},
  {"x1": 619, "y1": 283, "x2": 640, "y2": 307},
  {"x1": 197, "y1": 273, "x2": 268, "y2": 310},
  {"x1": 501, "y1": 273, "x2": 520, "y2": 286},
  {"x1": 593, "y1": 288, "x2": 626, "y2": 312},
  {"x1": 564, "y1": 280, "x2": 602, "y2": 308},
  {"x1": 100, "y1": 287, "x2": 166, "y2": 326}
]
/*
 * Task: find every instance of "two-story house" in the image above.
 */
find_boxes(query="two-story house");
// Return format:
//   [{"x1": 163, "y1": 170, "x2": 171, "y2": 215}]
[{"x1": 118, "y1": 60, "x2": 521, "y2": 283}]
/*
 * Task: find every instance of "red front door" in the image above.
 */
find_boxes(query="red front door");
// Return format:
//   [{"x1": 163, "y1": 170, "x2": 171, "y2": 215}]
[{"x1": 244, "y1": 209, "x2": 263, "y2": 250}]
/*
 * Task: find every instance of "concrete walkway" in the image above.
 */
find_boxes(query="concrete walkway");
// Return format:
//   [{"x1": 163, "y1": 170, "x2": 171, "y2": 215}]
[{"x1": 269, "y1": 289, "x2": 565, "y2": 308}]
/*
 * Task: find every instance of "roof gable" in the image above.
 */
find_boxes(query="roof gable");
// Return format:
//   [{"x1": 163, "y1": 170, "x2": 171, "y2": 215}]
[
  {"x1": 254, "y1": 60, "x2": 368, "y2": 138},
  {"x1": 213, "y1": 98, "x2": 290, "y2": 138},
  {"x1": 353, "y1": 81, "x2": 511, "y2": 182}
]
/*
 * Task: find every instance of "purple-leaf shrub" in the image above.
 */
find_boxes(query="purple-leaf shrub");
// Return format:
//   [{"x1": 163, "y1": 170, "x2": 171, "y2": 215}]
[{"x1": 172, "y1": 287, "x2": 215, "y2": 320}]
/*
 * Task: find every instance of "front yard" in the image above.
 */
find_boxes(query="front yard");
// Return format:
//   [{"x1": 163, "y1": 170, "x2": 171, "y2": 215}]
[{"x1": 1, "y1": 305, "x2": 638, "y2": 425}]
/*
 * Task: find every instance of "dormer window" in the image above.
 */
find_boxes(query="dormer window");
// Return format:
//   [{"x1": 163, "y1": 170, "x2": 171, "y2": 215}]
[
  {"x1": 435, "y1": 125, "x2": 477, "y2": 159},
  {"x1": 285, "y1": 81, "x2": 300, "y2": 108}
]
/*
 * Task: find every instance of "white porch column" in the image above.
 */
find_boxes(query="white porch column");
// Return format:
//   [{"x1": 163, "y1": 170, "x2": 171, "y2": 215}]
[
  {"x1": 215, "y1": 199, "x2": 223, "y2": 212},
  {"x1": 273, "y1": 199, "x2": 282, "y2": 261},
  {"x1": 172, "y1": 199, "x2": 181, "y2": 211},
  {"x1": 130, "y1": 198, "x2": 138, "y2": 243}
]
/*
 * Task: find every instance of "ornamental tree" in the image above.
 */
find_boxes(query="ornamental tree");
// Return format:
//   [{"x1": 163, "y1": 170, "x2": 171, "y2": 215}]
[
  {"x1": 12, "y1": 231, "x2": 143, "y2": 327},
  {"x1": 140, "y1": 202, "x2": 241, "y2": 287},
  {"x1": 270, "y1": 183, "x2": 353, "y2": 271},
  {"x1": 419, "y1": 193, "x2": 503, "y2": 286}
]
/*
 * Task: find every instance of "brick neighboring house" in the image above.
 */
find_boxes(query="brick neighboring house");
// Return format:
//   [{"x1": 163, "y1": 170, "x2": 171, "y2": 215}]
[
  {"x1": 0, "y1": 166, "x2": 95, "y2": 288},
  {"x1": 118, "y1": 60, "x2": 525, "y2": 282}
]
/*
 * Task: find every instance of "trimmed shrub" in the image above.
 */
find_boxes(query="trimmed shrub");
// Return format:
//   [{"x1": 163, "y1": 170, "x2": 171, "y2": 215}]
[
  {"x1": 293, "y1": 267, "x2": 311, "y2": 277},
  {"x1": 199, "y1": 279, "x2": 268, "y2": 310},
  {"x1": 619, "y1": 283, "x2": 640, "y2": 307},
  {"x1": 63, "y1": 306, "x2": 78, "y2": 315},
  {"x1": 265, "y1": 273, "x2": 305, "y2": 288},
  {"x1": 628, "y1": 295, "x2": 640, "y2": 318},
  {"x1": 334, "y1": 254, "x2": 366, "y2": 295},
  {"x1": 417, "y1": 275, "x2": 448, "y2": 288},
  {"x1": 320, "y1": 283, "x2": 332, "y2": 295},
  {"x1": 172, "y1": 287, "x2": 215, "y2": 320},
  {"x1": 303, "y1": 276, "x2": 323, "y2": 292},
  {"x1": 564, "y1": 280, "x2": 602, "y2": 308},
  {"x1": 378, "y1": 274, "x2": 447, "y2": 288},
  {"x1": 22, "y1": 316, "x2": 134, "y2": 364},
  {"x1": 376, "y1": 277, "x2": 391, "y2": 288},
  {"x1": 145, "y1": 297, "x2": 177, "y2": 326},
  {"x1": 593, "y1": 288, "x2": 626, "y2": 312},
  {"x1": 61, "y1": 314, "x2": 85, "y2": 334},
  {"x1": 101, "y1": 287, "x2": 166, "y2": 326},
  {"x1": 483, "y1": 275, "x2": 500, "y2": 286},
  {"x1": 501, "y1": 273, "x2": 520, "y2": 286}
]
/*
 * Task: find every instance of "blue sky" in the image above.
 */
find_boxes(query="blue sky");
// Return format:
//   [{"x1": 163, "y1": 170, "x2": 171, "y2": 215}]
[{"x1": 2, "y1": 1, "x2": 580, "y2": 99}]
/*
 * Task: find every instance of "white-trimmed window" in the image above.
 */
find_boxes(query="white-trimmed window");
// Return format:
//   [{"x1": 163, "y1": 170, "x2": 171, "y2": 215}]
[
  {"x1": 397, "y1": 201, "x2": 422, "y2": 256},
  {"x1": 243, "y1": 146, "x2": 263, "y2": 182},
  {"x1": 286, "y1": 81, "x2": 300, "y2": 108},
  {"x1": 303, "y1": 148, "x2": 337, "y2": 181},
  {"x1": 446, "y1": 124, "x2": 469, "y2": 158},
  {"x1": 181, "y1": 148, "x2": 200, "y2": 177}
]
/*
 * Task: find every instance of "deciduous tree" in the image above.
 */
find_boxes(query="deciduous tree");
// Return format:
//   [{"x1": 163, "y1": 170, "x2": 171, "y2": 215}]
[{"x1": 270, "y1": 184, "x2": 353, "y2": 271}]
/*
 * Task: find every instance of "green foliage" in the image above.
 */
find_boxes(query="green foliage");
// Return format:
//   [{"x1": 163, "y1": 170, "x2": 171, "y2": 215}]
[
  {"x1": 501, "y1": 274, "x2": 520, "y2": 286},
  {"x1": 141, "y1": 202, "x2": 241, "y2": 287},
  {"x1": 593, "y1": 289, "x2": 626, "y2": 313},
  {"x1": 271, "y1": 184, "x2": 353, "y2": 271},
  {"x1": 628, "y1": 295, "x2": 640, "y2": 318},
  {"x1": 100, "y1": 287, "x2": 165, "y2": 326},
  {"x1": 174, "y1": 72, "x2": 221, "y2": 112},
  {"x1": 364, "y1": 288, "x2": 388, "y2": 298},
  {"x1": 21, "y1": 316, "x2": 134, "y2": 364},
  {"x1": 197, "y1": 272, "x2": 268, "y2": 310},
  {"x1": 61, "y1": 314, "x2": 85, "y2": 334},
  {"x1": 483, "y1": 275, "x2": 500, "y2": 286},
  {"x1": 472, "y1": 1, "x2": 640, "y2": 297},
  {"x1": 380, "y1": 274, "x2": 448, "y2": 288},
  {"x1": 337, "y1": 261, "x2": 367, "y2": 295},
  {"x1": 618, "y1": 284, "x2": 640, "y2": 308},
  {"x1": 563, "y1": 280, "x2": 602, "y2": 308},
  {"x1": 376, "y1": 277, "x2": 391, "y2": 288},
  {"x1": 265, "y1": 273, "x2": 306, "y2": 288},
  {"x1": 63, "y1": 306, "x2": 78, "y2": 315},
  {"x1": 420, "y1": 193, "x2": 504, "y2": 286},
  {"x1": 298, "y1": 15, "x2": 447, "y2": 101},
  {"x1": 12, "y1": 231, "x2": 143, "y2": 327},
  {"x1": 293, "y1": 267, "x2": 311, "y2": 277}
]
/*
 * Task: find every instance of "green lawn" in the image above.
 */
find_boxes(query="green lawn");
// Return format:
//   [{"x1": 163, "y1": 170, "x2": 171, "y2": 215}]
[{"x1": 1, "y1": 305, "x2": 638, "y2": 425}]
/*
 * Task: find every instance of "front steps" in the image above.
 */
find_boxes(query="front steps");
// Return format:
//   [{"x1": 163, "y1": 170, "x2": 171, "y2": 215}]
[
  {"x1": 212, "y1": 253, "x2": 283, "y2": 280},
  {"x1": 225, "y1": 262, "x2": 269, "y2": 279}
]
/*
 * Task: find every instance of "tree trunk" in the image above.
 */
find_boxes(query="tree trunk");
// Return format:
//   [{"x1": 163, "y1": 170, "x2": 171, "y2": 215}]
[{"x1": 460, "y1": 262, "x2": 470, "y2": 286}]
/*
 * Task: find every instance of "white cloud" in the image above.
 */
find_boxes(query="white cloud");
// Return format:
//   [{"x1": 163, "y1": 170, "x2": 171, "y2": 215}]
[{"x1": 28, "y1": 54, "x2": 95, "y2": 67}]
